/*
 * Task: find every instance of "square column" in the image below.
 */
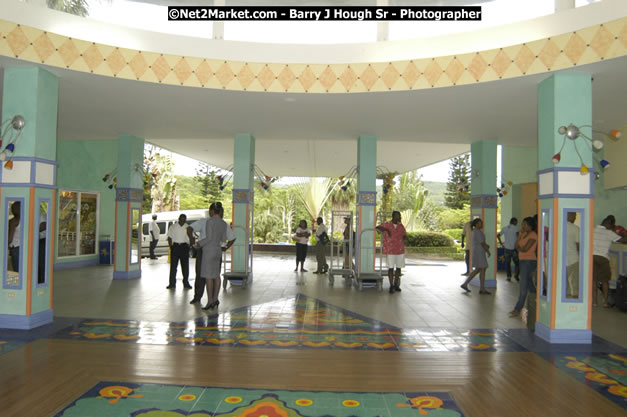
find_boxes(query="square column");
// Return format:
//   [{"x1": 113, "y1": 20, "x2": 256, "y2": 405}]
[
  {"x1": 113, "y1": 135, "x2": 144, "y2": 280},
  {"x1": 536, "y1": 73, "x2": 593, "y2": 344},
  {"x1": 232, "y1": 134, "x2": 255, "y2": 275},
  {"x1": 0, "y1": 67, "x2": 58, "y2": 329},
  {"x1": 356, "y1": 136, "x2": 377, "y2": 275},
  {"x1": 470, "y1": 140, "x2": 498, "y2": 288}
]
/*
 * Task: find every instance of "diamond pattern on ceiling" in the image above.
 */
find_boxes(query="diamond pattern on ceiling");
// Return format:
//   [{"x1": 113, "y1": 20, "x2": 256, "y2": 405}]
[{"x1": 1, "y1": 18, "x2": 626, "y2": 93}]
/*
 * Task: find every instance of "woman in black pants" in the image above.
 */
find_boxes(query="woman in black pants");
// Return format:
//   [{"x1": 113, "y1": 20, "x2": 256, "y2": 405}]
[{"x1": 294, "y1": 220, "x2": 311, "y2": 272}]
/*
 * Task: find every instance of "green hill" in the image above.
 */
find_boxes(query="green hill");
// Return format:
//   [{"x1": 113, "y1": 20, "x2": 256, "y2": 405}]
[{"x1": 423, "y1": 181, "x2": 447, "y2": 206}]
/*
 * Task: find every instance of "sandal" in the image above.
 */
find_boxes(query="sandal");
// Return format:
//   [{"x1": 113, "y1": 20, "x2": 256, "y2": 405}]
[
  {"x1": 479, "y1": 290, "x2": 492, "y2": 295},
  {"x1": 603, "y1": 303, "x2": 611, "y2": 308}
]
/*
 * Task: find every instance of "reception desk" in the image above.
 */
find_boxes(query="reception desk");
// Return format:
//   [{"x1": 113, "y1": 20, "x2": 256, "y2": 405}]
[{"x1": 608, "y1": 242, "x2": 627, "y2": 287}]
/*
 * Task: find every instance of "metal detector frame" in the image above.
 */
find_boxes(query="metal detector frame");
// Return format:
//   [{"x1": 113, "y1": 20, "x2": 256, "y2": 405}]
[{"x1": 328, "y1": 210, "x2": 355, "y2": 286}]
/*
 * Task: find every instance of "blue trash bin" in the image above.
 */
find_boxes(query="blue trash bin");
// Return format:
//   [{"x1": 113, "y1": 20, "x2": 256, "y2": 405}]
[{"x1": 99, "y1": 236, "x2": 114, "y2": 265}]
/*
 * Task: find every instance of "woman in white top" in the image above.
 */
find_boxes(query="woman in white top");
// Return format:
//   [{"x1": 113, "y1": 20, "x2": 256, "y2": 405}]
[{"x1": 294, "y1": 220, "x2": 311, "y2": 272}]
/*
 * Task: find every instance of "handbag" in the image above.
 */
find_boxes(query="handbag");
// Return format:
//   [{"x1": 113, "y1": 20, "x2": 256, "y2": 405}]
[{"x1": 319, "y1": 231, "x2": 329, "y2": 245}]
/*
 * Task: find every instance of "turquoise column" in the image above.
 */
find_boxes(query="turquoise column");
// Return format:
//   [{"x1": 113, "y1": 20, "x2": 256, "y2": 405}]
[
  {"x1": 232, "y1": 134, "x2": 255, "y2": 277},
  {"x1": 536, "y1": 73, "x2": 593, "y2": 344},
  {"x1": 0, "y1": 67, "x2": 58, "y2": 329},
  {"x1": 356, "y1": 136, "x2": 377, "y2": 275},
  {"x1": 470, "y1": 140, "x2": 498, "y2": 288},
  {"x1": 113, "y1": 135, "x2": 144, "y2": 280}
]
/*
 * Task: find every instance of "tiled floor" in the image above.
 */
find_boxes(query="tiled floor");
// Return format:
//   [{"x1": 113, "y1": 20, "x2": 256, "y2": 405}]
[
  {"x1": 54, "y1": 381, "x2": 467, "y2": 417},
  {"x1": 49, "y1": 294, "x2": 529, "y2": 352},
  {"x1": 2, "y1": 254, "x2": 626, "y2": 416},
  {"x1": 52, "y1": 254, "x2": 627, "y2": 347}
]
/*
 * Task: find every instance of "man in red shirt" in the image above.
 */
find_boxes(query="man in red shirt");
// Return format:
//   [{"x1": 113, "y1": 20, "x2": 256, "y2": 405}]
[{"x1": 376, "y1": 211, "x2": 407, "y2": 293}]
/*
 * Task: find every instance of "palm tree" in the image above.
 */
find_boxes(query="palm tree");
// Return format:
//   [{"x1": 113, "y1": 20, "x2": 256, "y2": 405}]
[{"x1": 294, "y1": 178, "x2": 337, "y2": 225}]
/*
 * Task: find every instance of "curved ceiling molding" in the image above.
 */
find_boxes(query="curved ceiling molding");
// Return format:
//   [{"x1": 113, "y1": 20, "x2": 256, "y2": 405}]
[{"x1": 0, "y1": 17, "x2": 626, "y2": 93}]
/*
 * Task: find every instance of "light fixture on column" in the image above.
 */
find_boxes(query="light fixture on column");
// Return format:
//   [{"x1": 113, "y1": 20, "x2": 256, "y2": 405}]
[
  {"x1": 553, "y1": 124, "x2": 621, "y2": 175},
  {"x1": 336, "y1": 166, "x2": 358, "y2": 192},
  {"x1": 216, "y1": 165, "x2": 234, "y2": 191},
  {"x1": 102, "y1": 168, "x2": 118, "y2": 190},
  {"x1": 376, "y1": 166, "x2": 398, "y2": 194},
  {"x1": 252, "y1": 165, "x2": 278, "y2": 191},
  {"x1": 497, "y1": 181, "x2": 513, "y2": 198},
  {"x1": 0, "y1": 115, "x2": 26, "y2": 169}
]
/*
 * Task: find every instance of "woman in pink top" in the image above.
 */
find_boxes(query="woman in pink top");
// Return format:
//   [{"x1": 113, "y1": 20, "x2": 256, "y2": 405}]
[{"x1": 510, "y1": 217, "x2": 537, "y2": 317}]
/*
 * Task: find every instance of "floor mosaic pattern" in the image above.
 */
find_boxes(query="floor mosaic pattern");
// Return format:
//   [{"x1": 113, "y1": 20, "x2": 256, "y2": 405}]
[
  {"x1": 547, "y1": 353, "x2": 627, "y2": 408},
  {"x1": 54, "y1": 381, "x2": 466, "y2": 417},
  {"x1": 49, "y1": 295, "x2": 528, "y2": 352}
]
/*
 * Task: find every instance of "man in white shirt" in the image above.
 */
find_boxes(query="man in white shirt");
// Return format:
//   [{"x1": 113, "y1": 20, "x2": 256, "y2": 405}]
[
  {"x1": 313, "y1": 217, "x2": 329, "y2": 274},
  {"x1": 149, "y1": 214, "x2": 159, "y2": 259},
  {"x1": 593, "y1": 215, "x2": 627, "y2": 307},
  {"x1": 166, "y1": 214, "x2": 192, "y2": 290},
  {"x1": 566, "y1": 212, "x2": 580, "y2": 298},
  {"x1": 498, "y1": 217, "x2": 520, "y2": 281}
]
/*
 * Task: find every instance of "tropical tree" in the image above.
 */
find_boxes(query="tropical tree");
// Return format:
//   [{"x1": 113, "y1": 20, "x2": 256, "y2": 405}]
[
  {"x1": 293, "y1": 178, "x2": 337, "y2": 225},
  {"x1": 194, "y1": 162, "x2": 223, "y2": 206},
  {"x1": 151, "y1": 152, "x2": 178, "y2": 212},
  {"x1": 444, "y1": 154, "x2": 471, "y2": 209}
]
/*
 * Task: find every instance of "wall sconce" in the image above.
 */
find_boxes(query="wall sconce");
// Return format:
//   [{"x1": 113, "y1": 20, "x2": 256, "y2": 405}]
[
  {"x1": 553, "y1": 124, "x2": 621, "y2": 175},
  {"x1": 0, "y1": 115, "x2": 25, "y2": 169}
]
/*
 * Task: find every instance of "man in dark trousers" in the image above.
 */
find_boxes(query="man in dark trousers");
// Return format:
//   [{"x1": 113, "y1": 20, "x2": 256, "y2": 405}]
[
  {"x1": 149, "y1": 214, "x2": 159, "y2": 259},
  {"x1": 166, "y1": 214, "x2": 192, "y2": 290}
]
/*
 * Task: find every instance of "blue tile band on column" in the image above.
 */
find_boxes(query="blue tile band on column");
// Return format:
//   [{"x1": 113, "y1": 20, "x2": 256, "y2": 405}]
[
  {"x1": 535, "y1": 322, "x2": 592, "y2": 344},
  {"x1": 232, "y1": 189, "x2": 250, "y2": 203},
  {"x1": 0, "y1": 309, "x2": 53, "y2": 330},
  {"x1": 358, "y1": 191, "x2": 376, "y2": 206},
  {"x1": 470, "y1": 195, "x2": 498, "y2": 208},
  {"x1": 113, "y1": 270, "x2": 142, "y2": 280},
  {"x1": 115, "y1": 188, "x2": 143, "y2": 202}
]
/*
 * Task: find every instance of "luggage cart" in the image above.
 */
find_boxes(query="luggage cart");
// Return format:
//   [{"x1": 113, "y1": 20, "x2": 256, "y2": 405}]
[
  {"x1": 353, "y1": 211, "x2": 391, "y2": 291},
  {"x1": 223, "y1": 218, "x2": 254, "y2": 289},
  {"x1": 328, "y1": 210, "x2": 355, "y2": 286}
]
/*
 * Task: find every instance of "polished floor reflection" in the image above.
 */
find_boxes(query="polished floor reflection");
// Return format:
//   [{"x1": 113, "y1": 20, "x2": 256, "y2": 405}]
[
  {"x1": 50, "y1": 295, "x2": 528, "y2": 352},
  {"x1": 1, "y1": 254, "x2": 626, "y2": 417},
  {"x1": 54, "y1": 381, "x2": 467, "y2": 417}
]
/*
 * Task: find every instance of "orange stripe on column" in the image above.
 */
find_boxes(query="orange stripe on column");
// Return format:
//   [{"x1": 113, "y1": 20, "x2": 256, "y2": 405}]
[
  {"x1": 493, "y1": 207, "x2": 497, "y2": 279},
  {"x1": 49, "y1": 189, "x2": 56, "y2": 309},
  {"x1": 536, "y1": 198, "x2": 541, "y2": 323},
  {"x1": 26, "y1": 187, "x2": 36, "y2": 315},
  {"x1": 373, "y1": 206, "x2": 377, "y2": 271},
  {"x1": 359, "y1": 205, "x2": 363, "y2": 275},
  {"x1": 587, "y1": 198, "x2": 594, "y2": 329},
  {"x1": 126, "y1": 204, "x2": 130, "y2": 272},
  {"x1": 550, "y1": 198, "x2": 559, "y2": 329},
  {"x1": 114, "y1": 201, "x2": 118, "y2": 267}
]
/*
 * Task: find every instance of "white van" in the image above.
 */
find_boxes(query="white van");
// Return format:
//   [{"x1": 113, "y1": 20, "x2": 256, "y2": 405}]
[{"x1": 141, "y1": 209, "x2": 209, "y2": 258}]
